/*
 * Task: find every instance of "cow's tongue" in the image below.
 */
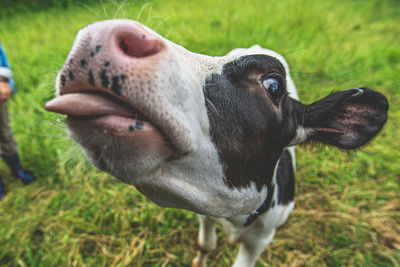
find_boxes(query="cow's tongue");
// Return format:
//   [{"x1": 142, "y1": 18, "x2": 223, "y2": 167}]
[{"x1": 45, "y1": 93, "x2": 136, "y2": 117}]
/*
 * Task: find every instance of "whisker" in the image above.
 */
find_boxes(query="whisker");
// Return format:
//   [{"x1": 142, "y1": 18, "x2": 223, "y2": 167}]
[{"x1": 205, "y1": 98, "x2": 219, "y2": 117}]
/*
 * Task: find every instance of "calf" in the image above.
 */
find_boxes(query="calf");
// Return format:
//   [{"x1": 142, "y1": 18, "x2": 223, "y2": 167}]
[{"x1": 45, "y1": 19, "x2": 388, "y2": 266}]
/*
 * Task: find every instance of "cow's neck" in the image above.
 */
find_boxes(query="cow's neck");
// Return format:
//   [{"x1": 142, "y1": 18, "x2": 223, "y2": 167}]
[{"x1": 132, "y1": 143, "x2": 270, "y2": 218}]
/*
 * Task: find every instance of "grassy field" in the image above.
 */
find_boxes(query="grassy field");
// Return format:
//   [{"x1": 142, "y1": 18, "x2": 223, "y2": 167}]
[{"x1": 0, "y1": 0, "x2": 399, "y2": 266}]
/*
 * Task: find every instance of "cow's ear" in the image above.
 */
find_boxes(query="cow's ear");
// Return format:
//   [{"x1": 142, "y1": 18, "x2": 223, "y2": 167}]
[{"x1": 298, "y1": 88, "x2": 388, "y2": 149}]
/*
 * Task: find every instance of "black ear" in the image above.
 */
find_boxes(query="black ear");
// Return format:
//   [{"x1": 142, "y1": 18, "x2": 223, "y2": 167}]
[{"x1": 303, "y1": 88, "x2": 388, "y2": 149}]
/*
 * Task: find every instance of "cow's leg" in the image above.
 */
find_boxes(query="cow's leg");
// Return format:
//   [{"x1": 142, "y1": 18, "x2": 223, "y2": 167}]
[
  {"x1": 191, "y1": 215, "x2": 217, "y2": 267},
  {"x1": 231, "y1": 228, "x2": 276, "y2": 267}
]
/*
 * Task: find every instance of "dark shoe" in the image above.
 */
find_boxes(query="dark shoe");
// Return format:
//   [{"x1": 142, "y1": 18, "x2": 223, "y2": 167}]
[
  {"x1": 0, "y1": 177, "x2": 4, "y2": 199},
  {"x1": 1, "y1": 154, "x2": 35, "y2": 184}
]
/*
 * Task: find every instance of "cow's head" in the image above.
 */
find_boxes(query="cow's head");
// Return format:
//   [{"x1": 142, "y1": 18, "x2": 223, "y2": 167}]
[{"x1": 46, "y1": 20, "x2": 388, "y2": 217}]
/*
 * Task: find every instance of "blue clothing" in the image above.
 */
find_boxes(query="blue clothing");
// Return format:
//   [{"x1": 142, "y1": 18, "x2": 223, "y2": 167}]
[{"x1": 0, "y1": 41, "x2": 16, "y2": 94}]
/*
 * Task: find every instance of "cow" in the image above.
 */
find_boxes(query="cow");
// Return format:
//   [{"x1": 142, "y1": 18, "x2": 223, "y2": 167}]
[{"x1": 45, "y1": 19, "x2": 388, "y2": 267}]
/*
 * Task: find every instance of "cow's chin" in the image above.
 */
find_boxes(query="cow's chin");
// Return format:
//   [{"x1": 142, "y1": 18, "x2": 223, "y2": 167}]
[{"x1": 66, "y1": 117, "x2": 173, "y2": 184}]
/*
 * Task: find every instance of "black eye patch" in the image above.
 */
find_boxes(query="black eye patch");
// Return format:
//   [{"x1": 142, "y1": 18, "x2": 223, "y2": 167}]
[
  {"x1": 222, "y1": 54, "x2": 286, "y2": 82},
  {"x1": 202, "y1": 54, "x2": 289, "y2": 191}
]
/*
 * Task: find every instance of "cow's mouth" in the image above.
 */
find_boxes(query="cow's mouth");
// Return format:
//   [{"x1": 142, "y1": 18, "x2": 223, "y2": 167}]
[
  {"x1": 47, "y1": 91, "x2": 149, "y2": 131},
  {"x1": 45, "y1": 90, "x2": 174, "y2": 157}
]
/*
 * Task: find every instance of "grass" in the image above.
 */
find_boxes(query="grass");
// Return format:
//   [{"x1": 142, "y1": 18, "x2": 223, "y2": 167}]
[{"x1": 0, "y1": 0, "x2": 399, "y2": 266}]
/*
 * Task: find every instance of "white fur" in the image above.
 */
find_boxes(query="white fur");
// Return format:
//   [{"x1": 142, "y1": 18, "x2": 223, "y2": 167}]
[{"x1": 289, "y1": 126, "x2": 313, "y2": 146}]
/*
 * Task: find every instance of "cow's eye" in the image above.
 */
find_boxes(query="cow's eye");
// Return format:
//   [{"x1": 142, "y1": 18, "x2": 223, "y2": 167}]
[{"x1": 262, "y1": 76, "x2": 283, "y2": 106}]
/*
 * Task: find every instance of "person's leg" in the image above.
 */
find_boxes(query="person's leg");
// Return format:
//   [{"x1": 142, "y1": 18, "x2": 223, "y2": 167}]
[
  {"x1": 0, "y1": 101, "x2": 8, "y2": 198},
  {"x1": 0, "y1": 101, "x2": 34, "y2": 184},
  {"x1": 0, "y1": 176, "x2": 4, "y2": 199}
]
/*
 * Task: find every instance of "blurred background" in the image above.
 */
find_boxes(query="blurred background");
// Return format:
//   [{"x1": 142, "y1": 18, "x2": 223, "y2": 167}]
[{"x1": 0, "y1": 0, "x2": 399, "y2": 266}]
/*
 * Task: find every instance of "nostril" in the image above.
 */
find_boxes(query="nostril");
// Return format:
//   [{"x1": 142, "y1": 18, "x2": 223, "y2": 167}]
[
  {"x1": 116, "y1": 30, "x2": 163, "y2": 58},
  {"x1": 119, "y1": 40, "x2": 130, "y2": 54}
]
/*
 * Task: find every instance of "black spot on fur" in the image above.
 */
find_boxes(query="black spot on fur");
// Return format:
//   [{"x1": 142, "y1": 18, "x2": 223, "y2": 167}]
[
  {"x1": 204, "y1": 55, "x2": 293, "y2": 190},
  {"x1": 90, "y1": 51, "x2": 95, "y2": 57},
  {"x1": 100, "y1": 69, "x2": 110, "y2": 89},
  {"x1": 68, "y1": 71, "x2": 75, "y2": 81},
  {"x1": 95, "y1": 45, "x2": 102, "y2": 53},
  {"x1": 244, "y1": 149, "x2": 295, "y2": 226},
  {"x1": 104, "y1": 61, "x2": 110, "y2": 67},
  {"x1": 111, "y1": 76, "x2": 122, "y2": 95},
  {"x1": 276, "y1": 149, "x2": 295, "y2": 205},
  {"x1": 88, "y1": 70, "x2": 95, "y2": 86},
  {"x1": 80, "y1": 59, "x2": 87, "y2": 68},
  {"x1": 202, "y1": 55, "x2": 306, "y2": 226},
  {"x1": 245, "y1": 185, "x2": 275, "y2": 226},
  {"x1": 60, "y1": 74, "x2": 67, "y2": 87}
]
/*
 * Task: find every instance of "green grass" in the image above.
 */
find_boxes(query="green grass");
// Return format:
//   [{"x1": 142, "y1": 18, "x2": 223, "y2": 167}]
[{"x1": 0, "y1": 0, "x2": 399, "y2": 266}]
